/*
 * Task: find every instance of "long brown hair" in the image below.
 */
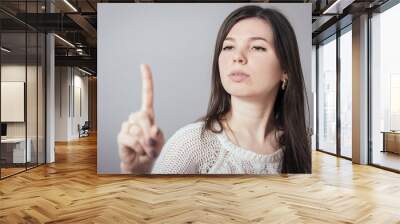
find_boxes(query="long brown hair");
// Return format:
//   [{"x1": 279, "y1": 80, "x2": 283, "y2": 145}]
[{"x1": 199, "y1": 5, "x2": 311, "y2": 173}]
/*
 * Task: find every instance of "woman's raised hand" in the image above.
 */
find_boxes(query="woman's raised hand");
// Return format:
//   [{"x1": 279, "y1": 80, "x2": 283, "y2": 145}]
[{"x1": 117, "y1": 64, "x2": 165, "y2": 174}]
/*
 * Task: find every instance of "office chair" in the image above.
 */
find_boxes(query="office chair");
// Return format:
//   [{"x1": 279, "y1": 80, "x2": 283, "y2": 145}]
[{"x1": 79, "y1": 121, "x2": 90, "y2": 138}]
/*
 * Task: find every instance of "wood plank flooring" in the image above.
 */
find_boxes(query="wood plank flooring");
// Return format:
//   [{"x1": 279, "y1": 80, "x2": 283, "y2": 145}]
[{"x1": 0, "y1": 134, "x2": 399, "y2": 223}]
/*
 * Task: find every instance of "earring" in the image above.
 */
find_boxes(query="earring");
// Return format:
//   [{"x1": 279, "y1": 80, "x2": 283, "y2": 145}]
[{"x1": 281, "y1": 79, "x2": 288, "y2": 90}]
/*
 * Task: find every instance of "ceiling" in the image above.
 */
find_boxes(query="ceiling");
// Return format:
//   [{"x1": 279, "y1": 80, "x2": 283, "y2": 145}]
[{"x1": 0, "y1": 0, "x2": 392, "y2": 75}]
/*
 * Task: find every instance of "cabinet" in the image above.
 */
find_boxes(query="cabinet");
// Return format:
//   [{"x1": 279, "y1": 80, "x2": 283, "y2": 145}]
[
  {"x1": 0, "y1": 138, "x2": 32, "y2": 164},
  {"x1": 382, "y1": 131, "x2": 400, "y2": 154}
]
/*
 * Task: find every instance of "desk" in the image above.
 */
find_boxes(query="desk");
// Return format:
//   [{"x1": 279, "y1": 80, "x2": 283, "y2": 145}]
[
  {"x1": 381, "y1": 131, "x2": 400, "y2": 154},
  {"x1": 1, "y1": 138, "x2": 31, "y2": 163}
]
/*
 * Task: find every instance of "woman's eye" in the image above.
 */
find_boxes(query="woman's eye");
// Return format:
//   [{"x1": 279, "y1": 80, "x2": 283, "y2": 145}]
[
  {"x1": 222, "y1": 46, "x2": 234, "y2": 51},
  {"x1": 252, "y1": 46, "x2": 266, "y2": 51}
]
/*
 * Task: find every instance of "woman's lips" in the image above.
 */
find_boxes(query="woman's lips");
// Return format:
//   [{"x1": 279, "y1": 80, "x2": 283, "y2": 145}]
[{"x1": 229, "y1": 72, "x2": 250, "y2": 82}]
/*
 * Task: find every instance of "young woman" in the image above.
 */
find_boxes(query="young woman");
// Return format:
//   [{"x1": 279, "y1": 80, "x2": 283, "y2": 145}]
[{"x1": 117, "y1": 5, "x2": 311, "y2": 174}]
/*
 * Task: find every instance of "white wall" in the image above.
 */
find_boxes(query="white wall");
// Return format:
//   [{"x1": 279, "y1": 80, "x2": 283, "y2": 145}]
[
  {"x1": 55, "y1": 66, "x2": 69, "y2": 141},
  {"x1": 71, "y1": 72, "x2": 89, "y2": 138},
  {"x1": 1, "y1": 65, "x2": 40, "y2": 137},
  {"x1": 1, "y1": 65, "x2": 27, "y2": 143},
  {"x1": 54, "y1": 66, "x2": 89, "y2": 141}
]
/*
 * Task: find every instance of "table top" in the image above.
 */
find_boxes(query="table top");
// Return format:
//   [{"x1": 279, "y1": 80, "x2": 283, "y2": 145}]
[
  {"x1": 1, "y1": 138, "x2": 31, "y2": 143},
  {"x1": 381, "y1": 131, "x2": 400, "y2": 134}
]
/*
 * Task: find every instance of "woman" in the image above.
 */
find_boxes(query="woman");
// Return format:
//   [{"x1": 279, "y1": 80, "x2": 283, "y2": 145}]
[{"x1": 117, "y1": 5, "x2": 311, "y2": 174}]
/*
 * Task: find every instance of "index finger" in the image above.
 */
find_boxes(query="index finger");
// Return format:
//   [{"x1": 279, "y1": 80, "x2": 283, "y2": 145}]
[{"x1": 140, "y1": 64, "x2": 154, "y2": 114}]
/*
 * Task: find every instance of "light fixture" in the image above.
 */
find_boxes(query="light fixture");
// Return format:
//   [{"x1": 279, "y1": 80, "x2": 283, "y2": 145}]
[
  {"x1": 76, "y1": 48, "x2": 84, "y2": 55},
  {"x1": 1, "y1": 47, "x2": 11, "y2": 53},
  {"x1": 63, "y1": 0, "x2": 78, "y2": 12},
  {"x1": 322, "y1": 0, "x2": 354, "y2": 15},
  {"x1": 54, "y1": 34, "x2": 75, "y2": 48},
  {"x1": 78, "y1": 67, "x2": 93, "y2": 76}
]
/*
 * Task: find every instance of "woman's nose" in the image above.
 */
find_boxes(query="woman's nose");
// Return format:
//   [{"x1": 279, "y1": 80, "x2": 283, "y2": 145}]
[{"x1": 233, "y1": 50, "x2": 247, "y2": 64}]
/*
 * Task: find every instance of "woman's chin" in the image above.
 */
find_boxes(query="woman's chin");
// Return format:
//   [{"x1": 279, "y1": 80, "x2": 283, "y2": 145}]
[{"x1": 226, "y1": 88, "x2": 257, "y2": 98}]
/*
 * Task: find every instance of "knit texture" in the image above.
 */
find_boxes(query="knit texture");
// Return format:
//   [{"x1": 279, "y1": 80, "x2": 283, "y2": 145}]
[{"x1": 151, "y1": 121, "x2": 283, "y2": 174}]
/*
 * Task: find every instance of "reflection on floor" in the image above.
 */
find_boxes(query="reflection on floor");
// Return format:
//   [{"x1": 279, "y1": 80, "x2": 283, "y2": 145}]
[
  {"x1": 0, "y1": 163, "x2": 39, "y2": 178},
  {"x1": 373, "y1": 150, "x2": 400, "y2": 171},
  {"x1": 341, "y1": 147, "x2": 352, "y2": 158},
  {"x1": 0, "y1": 167, "x2": 25, "y2": 178}
]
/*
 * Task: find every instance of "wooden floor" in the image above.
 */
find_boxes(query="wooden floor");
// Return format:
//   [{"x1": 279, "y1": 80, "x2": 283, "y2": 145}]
[
  {"x1": 1, "y1": 163, "x2": 45, "y2": 178},
  {"x1": 0, "y1": 134, "x2": 400, "y2": 223}
]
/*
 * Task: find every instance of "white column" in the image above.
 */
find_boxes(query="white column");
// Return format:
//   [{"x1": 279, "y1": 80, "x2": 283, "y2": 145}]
[
  {"x1": 46, "y1": 33, "x2": 55, "y2": 163},
  {"x1": 352, "y1": 14, "x2": 369, "y2": 164},
  {"x1": 45, "y1": 1, "x2": 56, "y2": 163}
]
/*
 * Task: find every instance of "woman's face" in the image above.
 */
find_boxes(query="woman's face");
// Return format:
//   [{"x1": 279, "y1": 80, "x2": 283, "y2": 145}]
[{"x1": 218, "y1": 17, "x2": 286, "y2": 98}]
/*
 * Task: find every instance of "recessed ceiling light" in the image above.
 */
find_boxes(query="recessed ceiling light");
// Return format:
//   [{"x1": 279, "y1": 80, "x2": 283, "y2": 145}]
[
  {"x1": 1, "y1": 47, "x2": 11, "y2": 53},
  {"x1": 78, "y1": 67, "x2": 93, "y2": 76},
  {"x1": 63, "y1": 0, "x2": 78, "y2": 12},
  {"x1": 54, "y1": 34, "x2": 75, "y2": 48},
  {"x1": 323, "y1": 0, "x2": 354, "y2": 15}
]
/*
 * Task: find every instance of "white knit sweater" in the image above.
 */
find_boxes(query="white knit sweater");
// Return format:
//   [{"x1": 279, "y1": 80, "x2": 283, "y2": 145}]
[{"x1": 151, "y1": 121, "x2": 283, "y2": 174}]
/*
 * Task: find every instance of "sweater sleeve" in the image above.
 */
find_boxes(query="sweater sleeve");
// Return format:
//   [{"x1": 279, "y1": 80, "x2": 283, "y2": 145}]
[{"x1": 151, "y1": 123, "x2": 204, "y2": 174}]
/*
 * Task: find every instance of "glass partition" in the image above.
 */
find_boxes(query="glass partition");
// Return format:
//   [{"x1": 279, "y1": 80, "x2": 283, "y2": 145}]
[
  {"x1": 1, "y1": 31, "x2": 28, "y2": 178},
  {"x1": 27, "y1": 30, "x2": 38, "y2": 169},
  {"x1": 38, "y1": 32, "x2": 45, "y2": 165},
  {"x1": 0, "y1": 1, "x2": 46, "y2": 179}
]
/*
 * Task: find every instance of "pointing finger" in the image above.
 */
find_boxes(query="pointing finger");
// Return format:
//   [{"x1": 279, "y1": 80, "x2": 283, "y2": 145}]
[{"x1": 140, "y1": 64, "x2": 154, "y2": 118}]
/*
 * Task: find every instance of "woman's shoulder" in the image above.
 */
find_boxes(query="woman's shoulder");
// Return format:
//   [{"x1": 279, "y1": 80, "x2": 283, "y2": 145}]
[
  {"x1": 152, "y1": 120, "x2": 219, "y2": 174},
  {"x1": 167, "y1": 120, "x2": 219, "y2": 147},
  {"x1": 175, "y1": 120, "x2": 205, "y2": 133},
  {"x1": 171, "y1": 121, "x2": 207, "y2": 141}
]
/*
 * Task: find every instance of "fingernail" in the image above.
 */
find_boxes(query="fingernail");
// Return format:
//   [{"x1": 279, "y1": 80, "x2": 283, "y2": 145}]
[{"x1": 148, "y1": 138, "x2": 157, "y2": 147}]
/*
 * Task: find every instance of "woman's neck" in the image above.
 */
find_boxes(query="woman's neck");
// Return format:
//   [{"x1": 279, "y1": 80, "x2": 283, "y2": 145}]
[{"x1": 224, "y1": 93, "x2": 277, "y2": 145}]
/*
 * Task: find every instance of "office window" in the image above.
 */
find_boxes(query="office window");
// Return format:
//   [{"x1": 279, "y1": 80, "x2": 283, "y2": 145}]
[
  {"x1": 339, "y1": 27, "x2": 352, "y2": 158},
  {"x1": 318, "y1": 35, "x2": 337, "y2": 154},
  {"x1": 312, "y1": 45, "x2": 317, "y2": 151},
  {"x1": 371, "y1": 3, "x2": 400, "y2": 171}
]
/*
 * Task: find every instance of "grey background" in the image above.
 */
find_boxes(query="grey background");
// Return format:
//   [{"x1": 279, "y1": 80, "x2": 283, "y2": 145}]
[{"x1": 97, "y1": 3, "x2": 312, "y2": 174}]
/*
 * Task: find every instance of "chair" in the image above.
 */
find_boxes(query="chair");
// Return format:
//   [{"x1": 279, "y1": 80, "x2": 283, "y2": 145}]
[{"x1": 79, "y1": 121, "x2": 90, "y2": 138}]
